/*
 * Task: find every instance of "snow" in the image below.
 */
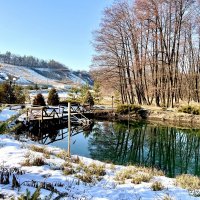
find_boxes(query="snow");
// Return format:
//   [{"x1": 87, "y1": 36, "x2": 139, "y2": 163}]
[
  {"x1": 0, "y1": 108, "x2": 18, "y2": 122},
  {"x1": 0, "y1": 134, "x2": 199, "y2": 199},
  {"x1": 16, "y1": 77, "x2": 31, "y2": 84},
  {"x1": 0, "y1": 72, "x2": 8, "y2": 79},
  {"x1": 0, "y1": 64, "x2": 64, "y2": 87},
  {"x1": 68, "y1": 73, "x2": 87, "y2": 85},
  {"x1": 0, "y1": 63, "x2": 92, "y2": 88}
]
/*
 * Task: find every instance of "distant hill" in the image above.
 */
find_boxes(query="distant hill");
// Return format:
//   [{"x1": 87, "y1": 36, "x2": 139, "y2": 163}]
[{"x1": 0, "y1": 52, "x2": 93, "y2": 87}]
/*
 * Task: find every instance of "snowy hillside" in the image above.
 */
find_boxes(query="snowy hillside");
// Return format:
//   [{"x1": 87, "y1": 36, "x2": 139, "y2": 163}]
[{"x1": 0, "y1": 63, "x2": 93, "y2": 87}]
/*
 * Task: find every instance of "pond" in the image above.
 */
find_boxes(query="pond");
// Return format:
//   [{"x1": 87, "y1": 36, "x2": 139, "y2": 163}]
[{"x1": 25, "y1": 120, "x2": 200, "y2": 178}]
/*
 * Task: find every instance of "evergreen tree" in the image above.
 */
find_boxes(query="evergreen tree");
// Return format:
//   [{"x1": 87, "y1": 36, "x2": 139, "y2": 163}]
[
  {"x1": 14, "y1": 85, "x2": 26, "y2": 104},
  {"x1": 93, "y1": 81, "x2": 102, "y2": 103},
  {"x1": 47, "y1": 88, "x2": 59, "y2": 105},
  {"x1": 0, "y1": 82, "x2": 16, "y2": 104},
  {"x1": 33, "y1": 93, "x2": 46, "y2": 106},
  {"x1": 83, "y1": 91, "x2": 94, "y2": 107},
  {"x1": 79, "y1": 84, "x2": 91, "y2": 102},
  {"x1": 34, "y1": 83, "x2": 39, "y2": 90}
]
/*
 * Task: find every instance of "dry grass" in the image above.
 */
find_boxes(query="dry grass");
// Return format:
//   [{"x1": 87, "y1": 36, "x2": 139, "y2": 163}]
[
  {"x1": 63, "y1": 168, "x2": 75, "y2": 175},
  {"x1": 56, "y1": 150, "x2": 69, "y2": 161},
  {"x1": 162, "y1": 195, "x2": 174, "y2": 200},
  {"x1": 30, "y1": 145, "x2": 51, "y2": 159},
  {"x1": 21, "y1": 157, "x2": 45, "y2": 166},
  {"x1": 151, "y1": 181, "x2": 164, "y2": 191},
  {"x1": 115, "y1": 167, "x2": 137, "y2": 182},
  {"x1": 109, "y1": 164, "x2": 116, "y2": 171},
  {"x1": 115, "y1": 166, "x2": 163, "y2": 183},
  {"x1": 84, "y1": 163, "x2": 106, "y2": 176},
  {"x1": 75, "y1": 162, "x2": 106, "y2": 184},
  {"x1": 30, "y1": 145, "x2": 47, "y2": 153},
  {"x1": 71, "y1": 156, "x2": 81, "y2": 164},
  {"x1": 131, "y1": 174, "x2": 152, "y2": 184},
  {"x1": 176, "y1": 174, "x2": 200, "y2": 190},
  {"x1": 75, "y1": 174, "x2": 93, "y2": 183}
]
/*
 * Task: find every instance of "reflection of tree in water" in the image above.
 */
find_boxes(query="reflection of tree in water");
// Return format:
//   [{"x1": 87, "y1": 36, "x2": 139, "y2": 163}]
[{"x1": 89, "y1": 121, "x2": 200, "y2": 177}]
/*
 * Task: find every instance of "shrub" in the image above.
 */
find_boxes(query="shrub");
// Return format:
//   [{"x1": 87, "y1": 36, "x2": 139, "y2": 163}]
[
  {"x1": 14, "y1": 85, "x2": 26, "y2": 104},
  {"x1": 178, "y1": 105, "x2": 200, "y2": 115},
  {"x1": 151, "y1": 181, "x2": 164, "y2": 191},
  {"x1": 33, "y1": 93, "x2": 46, "y2": 106},
  {"x1": 116, "y1": 104, "x2": 141, "y2": 114},
  {"x1": 47, "y1": 88, "x2": 59, "y2": 106},
  {"x1": 0, "y1": 82, "x2": 16, "y2": 104}
]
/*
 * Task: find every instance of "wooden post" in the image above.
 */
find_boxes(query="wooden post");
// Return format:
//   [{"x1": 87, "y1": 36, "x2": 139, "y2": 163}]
[
  {"x1": 41, "y1": 107, "x2": 44, "y2": 122},
  {"x1": 26, "y1": 108, "x2": 29, "y2": 121},
  {"x1": 112, "y1": 96, "x2": 114, "y2": 111},
  {"x1": 68, "y1": 102, "x2": 71, "y2": 157}
]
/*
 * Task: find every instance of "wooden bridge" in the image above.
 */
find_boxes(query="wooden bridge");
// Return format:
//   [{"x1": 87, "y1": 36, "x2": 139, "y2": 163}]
[{"x1": 26, "y1": 103, "x2": 93, "y2": 126}]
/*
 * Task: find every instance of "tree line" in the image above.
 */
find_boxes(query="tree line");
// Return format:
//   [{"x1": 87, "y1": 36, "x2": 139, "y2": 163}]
[
  {"x1": 92, "y1": 0, "x2": 200, "y2": 107},
  {"x1": 0, "y1": 51, "x2": 68, "y2": 71}
]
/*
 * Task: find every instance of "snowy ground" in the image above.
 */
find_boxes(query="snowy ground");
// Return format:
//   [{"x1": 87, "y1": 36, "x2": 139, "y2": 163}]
[
  {"x1": 0, "y1": 108, "x2": 18, "y2": 122},
  {"x1": 0, "y1": 134, "x2": 199, "y2": 200}
]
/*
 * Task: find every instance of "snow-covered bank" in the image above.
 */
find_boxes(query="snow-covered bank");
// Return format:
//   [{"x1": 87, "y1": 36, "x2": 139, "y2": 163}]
[
  {"x1": 0, "y1": 108, "x2": 18, "y2": 122},
  {"x1": 0, "y1": 135, "x2": 199, "y2": 200}
]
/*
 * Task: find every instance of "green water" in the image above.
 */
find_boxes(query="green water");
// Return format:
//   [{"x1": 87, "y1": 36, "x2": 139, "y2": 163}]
[{"x1": 28, "y1": 120, "x2": 200, "y2": 177}]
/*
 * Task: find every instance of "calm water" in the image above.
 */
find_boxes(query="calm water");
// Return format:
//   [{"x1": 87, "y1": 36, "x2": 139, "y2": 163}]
[{"x1": 26, "y1": 120, "x2": 200, "y2": 177}]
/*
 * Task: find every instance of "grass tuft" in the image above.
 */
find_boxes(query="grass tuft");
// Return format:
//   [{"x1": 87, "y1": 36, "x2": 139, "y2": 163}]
[
  {"x1": 116, "y1": 104, "x2": 141, "y2": 114},
  {"x1": 115, "y1": 166, "x2": 163, "y2": 183},
  {"x1": 75, "y1": 174, "x2": 93, "y2": 183},
  {"x1": 21, "y1": 156, "x2": 45, "y2": 166},
  {"x1": 131, "y1": 174, "x2": 152, "y2": 184},
  {"x1": 151, "y1": 181, "x2": 164, "y2": 191},
  {"x1": 178, "y1": 105, "x2": 200, "y2": 115},
  {"x1": 56, "y1": 150, "x2": 69, "y2": 161},
  {"x1": 176, "y1": 174, "x2": 200, "y2": 190}
]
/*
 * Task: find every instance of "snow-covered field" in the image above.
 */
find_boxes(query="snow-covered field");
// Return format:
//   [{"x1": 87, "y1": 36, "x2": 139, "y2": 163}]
[
  {"x1": 0, "y1": 63, "x2": 91, "y2": 88},
  {"x1": 0, "y1": 64, "x2": 62, "y2": 86}
]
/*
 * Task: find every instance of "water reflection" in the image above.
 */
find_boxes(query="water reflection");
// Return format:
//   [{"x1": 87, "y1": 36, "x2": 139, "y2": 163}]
[
  {"x1": 24, "y1": 120, "x2": 200, "y2": 177},
  {"x1": 88, "y1": 121, "x2": 200, "y2": 177}
]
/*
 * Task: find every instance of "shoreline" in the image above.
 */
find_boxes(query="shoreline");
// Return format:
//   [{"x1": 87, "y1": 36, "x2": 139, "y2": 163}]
[{"x1": 91, "y1": 108, "x2": 200, "y2": 129}]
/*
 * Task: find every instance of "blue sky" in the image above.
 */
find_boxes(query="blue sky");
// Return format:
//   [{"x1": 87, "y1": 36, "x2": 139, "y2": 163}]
[{"x1": 0, "y1": 0, "x2": 114, "y2": 71}]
